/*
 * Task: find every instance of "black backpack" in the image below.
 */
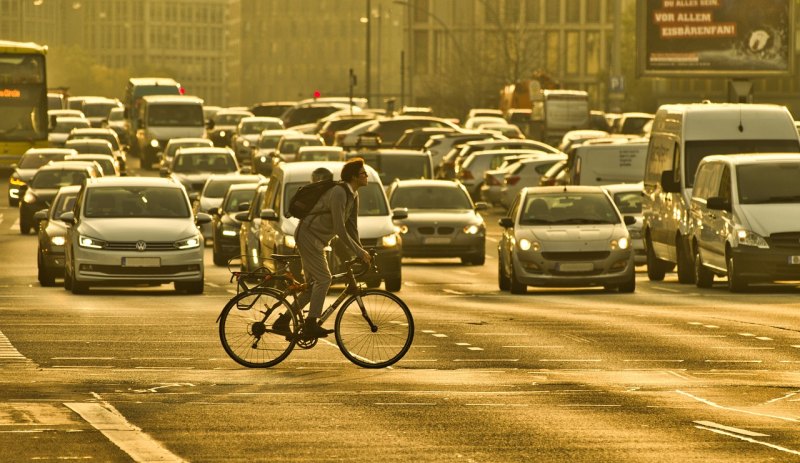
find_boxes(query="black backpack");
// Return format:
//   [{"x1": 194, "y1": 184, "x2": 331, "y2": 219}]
[{"x1": 288, "y1": 180, "x2": 348, "y2": 219}]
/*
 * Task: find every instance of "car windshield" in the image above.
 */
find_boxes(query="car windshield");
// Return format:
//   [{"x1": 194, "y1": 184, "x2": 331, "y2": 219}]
[
  {"x1": 82, "y1": 102, "x2": 117, "y2": 118},
  {"x1": 241, "y1": 120, "x2": 282, "y2": 134},
  {"x1": 203, "y1": 178, "x2": 254, "y2": 198},
  {"x1": 214, "y1": 114, "x2": 248, "y2": 126},
  {"x1": 31, "y1": 170, "x2": 88, "y2": 189},
  {"x1": 166, "y1": 141, "x2": 210, "y2": 158},
  {"x1": 67, "y1": 142, "x2": 112, "y2": 155},
  {"x1": 147, "y1": 104, "x2": 204, "y2": 127},
  {"x1": 612, "y1": 191, "x2": 643, "y2": 213},
  {"x1": 84, "y1": 186, "x2": 189, "y2": 218},
  {"x1": 519, "y1": 192, "x2": 620, "y2": 225},
  {"x1": 258, "y1": 135, "x2": 281, "y2": 148},
  {"x1": 684, "y1": 139, "x2": 800, "y2": 187},
  {"x1": 737, "y1": 162, "x2": 800, "y2": 204},
  {"x1": 70, "y1": 132, "x2": 120, "y2": 150},
  {"x1": 296, "y1": 150, "x2": 342, "y2": 162},
  {"x1": 390, "y1": 186, "x2": 472, "y2": 210},
  {"x1": 279, "y1": 139, "x2": 322, "y2": 153},
  {"x1": 173, "y1": 153, "x2": 236, "y2": 173},
  {"x1": 223, "y1": 188, "x2": 256, "y2": 212},
  {"x1": 19, "y1": 152, "x2": 65, "y2": 169},
  {"x1": 358, "y1": 153, "x2": 431, "y2": 184},
  {"x1": 51, "y1": 192, "x2": 77, "y2": 219},
  {"x1": 284, "y1": 182, "x2": 388, "y2": 217},
  {"x1": 53, "y1": 120, "x2": 90, "y2": 133},
  {"x1": 108, "y1": 108, "x2": 123, "y2": 121},
  {"x1": 70, "y1": 158, "x2": 114, "y2": 176}
]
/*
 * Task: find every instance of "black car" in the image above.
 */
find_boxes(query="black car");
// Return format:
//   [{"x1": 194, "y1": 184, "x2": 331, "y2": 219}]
[
  {"x1": 20, "y1": 162, "x2": 97, "y2": 234},
  {"x1": 211, "y1": 182, "x2": 260, "y2": 266},
  {"x1": 35, "y1": 185, "x2": 80, "y2": 286},
  {"x1": 206, "y1": 109, "x2": 253, "y2": 147},
  {"x1": 8, "y1": 148, "x2": 76, "y2": 207}
]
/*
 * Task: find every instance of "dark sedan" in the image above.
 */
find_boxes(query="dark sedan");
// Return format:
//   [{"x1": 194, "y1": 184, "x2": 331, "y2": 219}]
[
  {"x1": 35, "y1": 185, "x2": 80, "y2": 286},
  {"x1": 211, "y1": 183, "x2": 260, "y2": 266},
  {"x1": 8, "y1": 148, "x2": 76, "y2": 207},
  {"x1": 20, "y1": 162, "x2": 97, "y2": 234}
]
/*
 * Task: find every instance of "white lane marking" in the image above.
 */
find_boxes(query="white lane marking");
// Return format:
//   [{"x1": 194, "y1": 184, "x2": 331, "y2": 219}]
[
  {"x1": 703, "y1": 325, "x2": 719, "y2": 329},
  {"x1": 676, "y1": 390, "x2": 800, "y2": 423},
  {"x1": 694, "y1": 425, "x2": 800, "y2": 456},
  {"x1": 503, "y1": 345, "x2": 566, "y2": 348},
  {"x1": 467, "y1": 347, "x2": 484, "y2": 351},
  {"x1": 0, "y1": 329, "x2": 29, "y2": 361},
  {"x1": 756, "y1": 337, "x2": 773, "y2": 341},
  {"x1": 0, "y1": 213, "x2": 3, "y2": 225},
  {"x1": 739, "y1": 333, "x2": 756, "y2": 337},
  {"x1": 665, "y1": 335, "x2": 726, "y2": 338},
  {"x1": 455, "y1": 343, "x2": 471, "y2": 346},
  {"x1": 12, "y1": 219, "x2": 19, "y2": 230},
  {"x1": 763, "y1": 391, "x2": 800, "y2": 405},
  {"x1": 539, "y1": 359, "x2": 603, "y2": 362},
  {"x1": 453, "y1": 359, "x2": 519, "y2": 362},
  {"x1": 792, "y1": 345, "x2": 800, "y2": 349},
  {"x1": 205, "y1": 282, "x2": 220, "y2": 288},
  {"x1": 653, "y1": 286, "x2": 681, "y2": 293},
  {"x1": 692, "y1": 421, "x2": 768, "y2": 437},
  {"x1": 374, "y1": 403, "x2": 435, "y2": 406},
  {"x1": 442, "y1": 289, "x2": 464, "y2": 295},
  {"x1": 226, "y1": 289, "x2": 237, "y2": 295},
  {"x1": 52, "y1": 357, "x2": 115, "y2": 360},
  {"x1": 688, "y1": 322, "x2": 703, "y2": 325},
  {"x1": 421, "y1": 330, "x2": 436, "y2": 334},
  {"x1": 432, "y1": 333, "x2": 448, "y2": 338},
  {"x1": 665, "y1": 370, "x2": 692, "y2": 380},
  {"x1": 558, "y1": 404, "x2": 621, "y2": 408},
  {"x1": 623, "y1": 359, "x2": 684, "y2": 362},
  {"x1": 65, "y1": 401, "x2": 187, "y2": 462},
  {"x1": 404, "y1": 281, "x2": 418, "y2": 286},
  {"x1": 704, "y1": 360, "x2": 762, "y2": 363},
  {"x1": 467, "y1": 333, "x2": 528, "y2": 336},
  {"x1": 711, "y1": 347, "x2": 773, "y2": 350}
]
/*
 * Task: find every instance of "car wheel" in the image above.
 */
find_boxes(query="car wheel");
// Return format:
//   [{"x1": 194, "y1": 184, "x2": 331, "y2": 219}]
[
  {"x1": 63, "y1": 263, "x2": 73, "y2": 290},
  {"x1": 498, "y1": 256, "x2": 510, "y2": 291},
  {"x1": 384, "y1": 277, "x2": 402, "y2": 292},
  {"x1": 71, "y1": 277, "x2": 89, "y2": 295},
  {"x1": 213, "y1": 248, "x2": 227, "y2": 266},
  {"x1": 645, "y1": 235, "x2": 666, "y2": 281},
  {"x1": 37, "y1": 252, "x2": 55, "y2": 287},
  {"x1": 676, "y1": 238, "x2": 696, "y2": 284},
  {"x1": 9, "y1": 197, "x2": 19, "y2": 208},
  {"x1": 726, "y1": 253, "x2": 748, "y2": 293},
  {"x1": 19, "y1": 218, "x2": 31, "y2": 235},
  {"x1": 509, "y1": 262, "x2": 527, "y2": 295},
  {"x1": 175, "y1": 279, "x2": 204, "y2": 294},
  {"x1": 618, "y1": 272, "x2": 636, "y2": 293},
  {"x1": 694, "y1": 247, "x2": 714, "y2": 288}
]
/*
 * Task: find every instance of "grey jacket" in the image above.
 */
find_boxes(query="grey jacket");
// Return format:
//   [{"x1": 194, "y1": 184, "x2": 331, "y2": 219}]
[{"x1": 297, "y1": 183, "x2": 364, "y2": 256}]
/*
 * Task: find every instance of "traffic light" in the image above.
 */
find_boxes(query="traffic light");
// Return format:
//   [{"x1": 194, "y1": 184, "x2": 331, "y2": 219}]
[{"x1": 313, "y1": 90, "x2": 321, "y2": 99}]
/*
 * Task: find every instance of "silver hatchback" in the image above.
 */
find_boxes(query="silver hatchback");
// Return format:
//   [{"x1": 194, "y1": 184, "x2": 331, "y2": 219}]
[{"x1": 498, "y1": 186, "x2": 636, "y2": 294}]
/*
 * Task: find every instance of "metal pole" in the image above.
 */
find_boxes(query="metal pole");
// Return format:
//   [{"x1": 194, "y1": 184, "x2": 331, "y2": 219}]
[
  {"x1": 366, "y1": 0, "x2": 372, "y2": 104},
  {"x1": 400, "y1": 50, "x2": 405, "y2": 107}
]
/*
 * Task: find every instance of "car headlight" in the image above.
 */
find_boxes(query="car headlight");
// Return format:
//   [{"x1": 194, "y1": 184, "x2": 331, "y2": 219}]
[
  {"x1": 243, "y1": 140, "x2": 250, "y2": 147},
  {"x1": 149, "y1": 139, "x2": 160, "y2": 148},
  {"x1": 381, "y1": 233, "x2": 399, "y2": 247},
  {"x1": 736, "y1": 228, "x2": 769, "y2": 249},
  {"x1": 23, "y1": 191, "x2": 37, "y2": 203},
  {"x1": 9, "y1": 176, "x2": 25, "y2": 186},
  {"x1": 79, "y1": 235, "x2": 107, "y2": 249},
  {"x1": 259, "y1": 156, "x2": 267, "y2": 163},
  {"x1": 283, "y1": 234, "x2": 296, "y2": 248},
  {"x1": 175, "y1": 235, "x2": 201, "y2": 249},
  {"x1": 611, "y1": 236, "x2": 629, "y2": 250},
  {"x1": 518, "y1": 238, "x2": 540, "y2": 251},
  {"x1": 221, "y1": 225, "x2": 238, "y2": 237},
  {"x1": 219, "y1": 130, "x2": 226, "y2": 138},
  {"x1": 463, "y1": 224, "x2": 482, "y2": 235},
  {"x1": 51, "y1": 236, "x2": 66, "y2": 246}
]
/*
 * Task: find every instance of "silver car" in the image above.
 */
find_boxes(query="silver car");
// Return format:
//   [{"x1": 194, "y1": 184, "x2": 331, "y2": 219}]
[
  {"x1": 62, "y1": 177, "x2": 211, "y2": 294},
  {"x1": 388, "y1": 179, "x2": 487, "y2": 265},
  {"x1": 603, "y1": 182, "x2": 645, "y2": 266},
  {"x1": 498, "y1": 186, "x2": 636, "y2": 294}
]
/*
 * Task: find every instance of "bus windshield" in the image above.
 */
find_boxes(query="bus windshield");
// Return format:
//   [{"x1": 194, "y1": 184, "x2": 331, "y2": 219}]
[{"x1": 0, "y1": 53, "x2": 48, "y2": 141}]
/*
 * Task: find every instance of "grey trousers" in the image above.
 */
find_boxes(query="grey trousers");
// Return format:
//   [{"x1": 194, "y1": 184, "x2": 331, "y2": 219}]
[{"x1": 295, "y1": 224, "x2": 331, "y2": 319}]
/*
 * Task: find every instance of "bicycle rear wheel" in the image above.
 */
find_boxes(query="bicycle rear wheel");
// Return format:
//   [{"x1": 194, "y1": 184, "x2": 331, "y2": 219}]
[
  {"x1": 218, "y1": 288, "x2": 298, "y2": 368},
  {"x1": 334, "y1": 289, "x2": 414, "y2": 368}
]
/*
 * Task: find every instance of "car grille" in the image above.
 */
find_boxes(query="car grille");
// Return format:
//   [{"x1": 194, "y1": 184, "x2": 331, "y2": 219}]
[
  {"x1": 83, "y1": 264, "x2": 200, "y2": 275},
  {"x1": 105, "y1": 241, "x2": 181, "y2": 251},
  {"x1": 417, "y1": 226, "x2": 455, "y2": 235},
  {"x1": 541, "y1": 251, "x2": 610, "y2": 261},
  {"x1": 768, "y1": 232, "x2": 800, "y2": 250}
]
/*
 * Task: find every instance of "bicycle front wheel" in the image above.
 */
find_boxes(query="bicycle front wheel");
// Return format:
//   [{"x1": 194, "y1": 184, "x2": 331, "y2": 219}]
[
  {"x1": 334, "y1": 289, "x2": 414, "y2": 368},
  {"x1": 218, "y1": 288, "x2": 298, "y2": 368}
]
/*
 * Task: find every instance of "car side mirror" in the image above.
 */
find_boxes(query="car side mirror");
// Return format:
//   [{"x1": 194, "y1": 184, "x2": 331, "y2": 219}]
[
  {"x1": 195, "y1": 212, "x2": 212, "y2": 225},
  {"x1": 623, "y1": 215, "x2": 636, "y2": 226},
  {"x1": 33, "y1": 209, "x2": 48, "y2": 221},
  {"x1": 706, "y1": 196, "x2": 731, "y2": 212},
  {"x1": 208, "y1": 207, "x2": 220, "y2": 216},
  {"x1": 498, "y1": 217, "x2": 514, "y2": 228},
  {"x1": 660, "y1": 170, "x2": 680, "y2": 193},
  {"x1": 474, "y1": 202, "x2": 490, "y2": 211},
  {"x1": 260, "y1": 208, "x2": 279, "y2": 221},
  {"x1": 189, "y1": 192, "x2": 199, "y2": 202},
  {"x1": 59, "y1": 211, "x2": 75, "y2": 225},
  {"x1": 238, "y1": 202, "x2": 250, "y2": 212},
  {"x1": 235, "y1": 211, "x2": 250, "y2": 222},
  {"x1": 206, "y1": 120, "x2": 215, "y2": 130},
  {"x1": 391, "y1": 207, "x2": 409, "y2": 221}
]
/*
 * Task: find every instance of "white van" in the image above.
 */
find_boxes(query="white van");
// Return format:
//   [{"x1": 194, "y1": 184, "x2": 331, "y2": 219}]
[
  {"x1": 255, "y1": 161, "x2": 406, "y2": 292},
  {"x1": 136, "y1": 95, "x2": 205, "y2": 169},
  {"x1": 569, "y1": 139, "x2": 648, "y2": 186},
  {"x1": 642, "y1": 103, "x2": 800, "y2": 284},
  {"x1": 690, "y1": 154, "x2": 800, "y2": 292}
]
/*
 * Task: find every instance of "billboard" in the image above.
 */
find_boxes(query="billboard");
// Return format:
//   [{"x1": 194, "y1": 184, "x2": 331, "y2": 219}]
[{"x1": 638, "y1": 0, "x2": 794, "y2": 76}]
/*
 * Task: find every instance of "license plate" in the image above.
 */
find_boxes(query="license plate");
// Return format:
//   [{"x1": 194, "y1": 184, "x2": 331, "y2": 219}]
[
  {"x1": 122, "y1": 257, "x2": 161, "y2": 267},
  {"x1": 558, "y1": 262, "x2": 594, "y2": 272},
  {"x1": 424, "y1": 237, "x2": 452, "y2": 245},
  {"x1": 790, "y1": 256, "x2": 800, "y2": 265}
]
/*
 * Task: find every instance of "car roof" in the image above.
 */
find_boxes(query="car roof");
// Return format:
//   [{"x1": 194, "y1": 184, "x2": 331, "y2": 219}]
[
  {"x1": 86, "y1": 176, "x2": 180, "y2": 188},
  {"x1": 276, "y1": 161, "x2": 380, "y2": 183},
  {"x1": 523, "y1": 185, "x2": 607, "y2": 195},
  {"x1": 141, "y1": 95, "x2": 203, "y2": 104},
  {"x1": 702, "y1": 153, "x2": 800, "y2": 165},
  {"x1": 352, "y1": 149, "x2": 429, "y2": 157},
  {"x1": 240, "y1": 116, "x2": 282, "y2": 123},
  {"x1": 25, "y1": 148, "x2": 77, "y2": 156},
  {"x1": 297, "y1": 146, "x2": 343, "y2": 152},
  {"x1": 66, "y1": 139, "x2": 112, "y2": 146},
  {"x1": 166, "y1": 137, "x2": 212, "y2": 145},
  {"x1": 227, "y1": 182, "x2": 261, "y2": 193},
  {"x1": 279, "y1": 132, "x2": 320, "y2": 140},
  {"x1": 69, "y1": 128, "x2": 115, "y2": 135},
  {"x1": 601, "y1": 182, "x2": 644, "y2": 193},
  {"x1": 175, "y1": 147, "x2": 234, "y2": 155},
  {"x1": 37, "y1": 161, "x2": 94, "y2": 172},
  {"x1": 392, "y1": 179, "x2": 461, "y2": 188}
]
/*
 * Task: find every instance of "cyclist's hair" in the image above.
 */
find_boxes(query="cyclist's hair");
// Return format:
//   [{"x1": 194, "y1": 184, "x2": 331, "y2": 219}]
[{"x1": 341, "y1": 157, "x2": 365, "y2": 182}]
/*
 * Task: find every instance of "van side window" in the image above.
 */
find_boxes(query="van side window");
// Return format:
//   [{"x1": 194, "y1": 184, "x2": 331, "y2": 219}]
[
  {"x1": 693, "y1": 164, "x2": 710, "y2": 199},
  {"x1": 717, "y1": 166, "x2": 731, "y2": 203},
  {"x1": 671, "y1": 142, "x2": 680, "y2": 183}
]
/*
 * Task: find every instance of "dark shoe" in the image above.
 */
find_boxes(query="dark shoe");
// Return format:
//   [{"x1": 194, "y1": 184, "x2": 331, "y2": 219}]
[
  {"x1": 302, "y1": 319, "x2": 334, "y2": 338},
  {"x1": 271, "y1": 312, "x2": 292, "y2": 337}
]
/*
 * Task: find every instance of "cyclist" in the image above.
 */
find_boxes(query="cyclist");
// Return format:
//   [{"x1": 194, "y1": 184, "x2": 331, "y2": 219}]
[{"x1": 274, "y1": 158, "x2": 372, "y2": 338}]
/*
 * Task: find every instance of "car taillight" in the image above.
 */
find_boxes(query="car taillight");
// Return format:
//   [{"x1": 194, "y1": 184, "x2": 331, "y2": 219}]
[{"x1": 505, "y1": 176, "x2": 520, "y2": 186}]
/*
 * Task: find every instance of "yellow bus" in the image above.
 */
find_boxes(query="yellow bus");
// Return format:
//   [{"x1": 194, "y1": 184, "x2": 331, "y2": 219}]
[{"x1": 0, "y1": 40, "x2": 49, "y2": 169}]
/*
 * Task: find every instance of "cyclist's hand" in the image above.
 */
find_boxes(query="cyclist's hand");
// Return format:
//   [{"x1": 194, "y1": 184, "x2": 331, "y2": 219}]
[{"x1": 359, "y1": 249, "x2": 372, "y2": 264}]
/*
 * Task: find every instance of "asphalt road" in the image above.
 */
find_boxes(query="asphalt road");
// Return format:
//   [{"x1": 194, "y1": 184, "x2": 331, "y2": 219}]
[{"x1": 1, "y1": 163, "x2": 800, "y2": 462}]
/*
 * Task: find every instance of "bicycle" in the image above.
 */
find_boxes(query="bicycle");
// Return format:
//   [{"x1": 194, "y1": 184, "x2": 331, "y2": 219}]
[{"x1": 216, "y1": 253, "x2": 414, "y2": 369}]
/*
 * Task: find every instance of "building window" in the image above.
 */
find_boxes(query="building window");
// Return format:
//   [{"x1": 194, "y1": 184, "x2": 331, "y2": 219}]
[
  {"x1": 586, "y1": 31, "x2": 600, "y2": 75},
  {"x1": 586, "y1": 0, "x2": 600, "y2": 23},
  {"x1": 565, "y1": 0, "x2": 580, "y2": 23},
  {"x1": 505, "y1": 0, "x2": 521, "y2": 23},
  {"x1": 566, "y1": 31, "x2": 579, "y2": 75},
  {"x1": 414, "y1": 0, "x2": 430, "y2": 23},
  {"x1": 545, "y1": 0, "x2": 560, "y2": 23},
  {"x1": 414, "y1": 30, "x2": 429, "y2": 74},
  {"x1": 545, "y1": 31, "x2": 559, "y2": 75},
  {"x1": 525, "y1": 0, "x2": 540, "y2": 23}
]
